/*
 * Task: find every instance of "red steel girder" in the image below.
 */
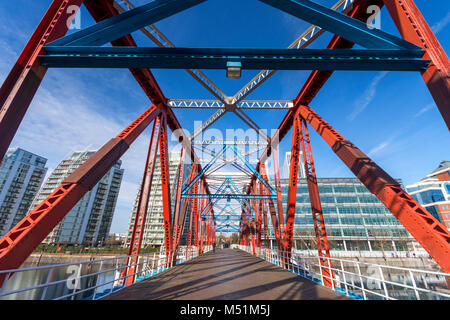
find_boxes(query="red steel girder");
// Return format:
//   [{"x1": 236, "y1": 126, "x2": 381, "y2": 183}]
[
  {"x1": 255, "y1": 0, "x2": 384, "y2": 169},
  {"x1": 383, "y1": 0, "x2": 450, "y2": 129},
  {"x1": 193, "y1": 182, "x2": 199, "y2": 247},
  {"x1": 199, "y1": 219, "x2": 205, "y2": 254},
  {"x1": 284, "y1": 113, "x2": 302, "y2": 257},
  {"x1": 272, "y1": 147, "x2": 286, "y2": 240},
  {"x1": 299, "y1": 104, "x2": 450, "y2": 273},
  {"x1": 260, "y1": 168, "x2": 284, "y2": 253},
  {"x1": 174, "y1": 163, "x2": 198, "y2": 255},
  {"x1": 125, "y1": 115, "x2": 161, "y2": 285},
  {"x1": 0, "y1": 0, "x2": 84, "y2": 161},
  {"x1": 186, "y1": 192, "x2": 195, "y2": 259},
  {"x1": 256, "y1": 181, "x2": 264, "y2": 252},
  {"x1": 298, "y1": 116, "x2": 334, "y2": 288},
  {"x1": 172, "y1": 147, "x2": 186, "y2": 251},
  {"x1": 85, "y1": 0, "x2": 208, "y2": 179},
  {"x1": 0, "y1": 104, "x2": 160, "y2": 276},
  {"x1": 262, "y1": 188, "x2": 270, "y2": 249},
  {"x1": 84, "y1": 0, "x2": 166, "y2": 106},
  {"x1": 158, "y1": 113, "x2": 173, "y2": 262}
]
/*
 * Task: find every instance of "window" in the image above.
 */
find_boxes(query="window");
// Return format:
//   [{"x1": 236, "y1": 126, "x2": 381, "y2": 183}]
[
  {"x1": 333, "y1": 185, "x2": 355, "y2": 193},
  {"x1": 338, "y1": 206, "x2": 361, "y2": 214},
  {"x1": 414, "y1": 189, "x2": 445, "y2": 205},
  {"x1": 322, "y1": 206, "x2": 337, "y2": 214},
  {"x1": 426, "y1": 206, "x2": 442, "y2": 223},
  {"x1": 321, "y1": 196, "x2": 335, "y2": 203},
  {"x1": 336, "y1": 196, "x2": 358, "y2": 203},
  {"x1": 319, "y1": 185, "x2": 333, "y2": 194},
  {"x1": 358, "y1": 195, "x2": 379, "y2": 203}
]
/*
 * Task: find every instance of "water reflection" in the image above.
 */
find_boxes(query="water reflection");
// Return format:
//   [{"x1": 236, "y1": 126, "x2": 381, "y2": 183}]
[{"x1": 1, "y1": 262, "x2": 117, "y2": 300}]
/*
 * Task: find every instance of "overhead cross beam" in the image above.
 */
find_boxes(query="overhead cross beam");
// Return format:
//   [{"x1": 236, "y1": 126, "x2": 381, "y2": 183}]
[
  {"x1": 41, "y1": 47, "x2": 429, "y2": 71},
  {"x1": 258, "y1": 0, "x2": 419, "y2": 50},
  {"x1": 114, "y1": 0, "x2": 228, "y2": 102},
  {"x1": 50, "y1": 0, "x2": 207, "y2": 47},
  {"x1": 168, "y1": 100, "x2": 293, "y2": 110}
]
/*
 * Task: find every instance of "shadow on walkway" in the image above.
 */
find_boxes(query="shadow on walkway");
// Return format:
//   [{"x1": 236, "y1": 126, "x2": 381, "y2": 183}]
[{"x1": 103, "y1": 249, "x2": 349, "y2": 300}]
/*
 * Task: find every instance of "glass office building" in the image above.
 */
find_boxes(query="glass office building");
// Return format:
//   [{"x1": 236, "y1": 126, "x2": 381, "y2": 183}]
[
  {"x1": 265, "y1": 177, "x2": 422, "y2": 254},
  {"x1": 0, "y1": 148, "x2": 48, "y2": 237}
]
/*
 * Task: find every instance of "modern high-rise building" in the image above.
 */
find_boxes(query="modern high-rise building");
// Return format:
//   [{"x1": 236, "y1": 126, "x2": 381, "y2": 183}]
[
  {"x1": 127, "y1": 151, "x2": 190, "y2": 247},
  {"x1": 282, "y1": 151, "x2": 306, "y2": 179},
  {"x1": 31, "y1": 151, "x2": 124, "y2": 246},
  {"x1": 0, "y1": 148, "x2": 48, "y2": 237},
  {"x1": 406, "y1": 160, "x2": 450, "y2": 231}
]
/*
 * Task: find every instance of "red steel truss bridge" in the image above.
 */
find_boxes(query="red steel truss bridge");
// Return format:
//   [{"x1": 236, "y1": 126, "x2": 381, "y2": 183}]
[{"x1": 0, "y1": 0, "x2": 449, "y2": 300}]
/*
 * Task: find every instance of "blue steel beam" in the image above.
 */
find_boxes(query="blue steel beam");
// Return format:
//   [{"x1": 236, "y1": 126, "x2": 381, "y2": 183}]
[
  {"x1": 231, "y1": 145, "x2": 276, "y2": 195},
  {"x1": 199, "y1": 181, "x2": 231, "y2": 217},
  {"x1": 181, "y1": 193, "x2": 275, "y2": 200},
  {"x1": 40, "y1": 47, "x2": 428, "y2": 71},
  {"x1": 258, "y1": 0, "x2": 419, "y2": 50},
  {"x1": 181, "y1": 145, "x2": 226, "y2": 195},
  {"x1": 49, "y1": 0, "x2": 207, "y2": 47}
]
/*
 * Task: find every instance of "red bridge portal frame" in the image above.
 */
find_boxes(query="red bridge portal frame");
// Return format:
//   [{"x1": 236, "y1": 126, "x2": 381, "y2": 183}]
[{"x1": 0, "y1": 0, "x2": 449, "y2": 289}]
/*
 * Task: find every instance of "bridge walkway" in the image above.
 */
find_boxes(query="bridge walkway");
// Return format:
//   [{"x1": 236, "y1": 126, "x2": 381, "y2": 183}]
[{"x1": 103, "y1": 248, "x2": 349, "y2": 300}]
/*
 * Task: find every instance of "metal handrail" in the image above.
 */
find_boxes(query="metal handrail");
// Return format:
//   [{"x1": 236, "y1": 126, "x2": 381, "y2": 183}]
[
  {"x1": 239, "y1": 245, "x2": 450, "y2": 300},
  {"x1": 0, "y1": 246, "x2": 209, "y2": 300}
]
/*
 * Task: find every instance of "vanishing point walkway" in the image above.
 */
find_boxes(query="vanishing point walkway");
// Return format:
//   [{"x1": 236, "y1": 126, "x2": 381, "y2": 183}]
[{"x1": 104, "y1": 248, "x2": 349, "y2": 300}]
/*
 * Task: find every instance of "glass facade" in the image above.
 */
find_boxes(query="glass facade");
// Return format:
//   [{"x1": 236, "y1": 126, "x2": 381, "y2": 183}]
[
  {"x1": 266, "y1": 178, "x2": 420, "y2": 253},
  {"x1": 31, "y1": 151, "x2": 124, "y2": 246},
  {"x1": 406, "y1": 161, "x2": 450, "y2": 231},
  {"x1": 0, "y1": 148, "x2": 48, "y2": 237},
  {"x1": 127, "y1": 152, "x2": 190, "y2": 247}
]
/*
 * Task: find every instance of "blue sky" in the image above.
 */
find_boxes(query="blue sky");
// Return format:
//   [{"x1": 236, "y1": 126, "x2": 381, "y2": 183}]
[{"x1": 0, "y1": 0, "x2": 449, "y2": 234}]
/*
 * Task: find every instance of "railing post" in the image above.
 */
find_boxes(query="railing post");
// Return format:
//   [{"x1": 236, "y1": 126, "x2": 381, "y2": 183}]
[
  {"x1": 409, "y1": 270, "x2": 421, "y2": 300},
  {"x1": 40, "y1": 268, "x2": 54, "y2": 300},
  {"x1": 355, "y1": 262, "x2": 367, "y2": 300},
  {"x1": 340, "y1": 260, "x2": 349, "y2": 296},
  {"x1": 71, "y1": 263, "x2": 82, "y2": 300},
  {"x1": 378, "y1": 265, "x2": 389, "y2": 300},
  {"x1": 92, "y1": 261, "x2": 103, "y2": 300},
  {"x1": 0, "y1": 272, "x2": 10, "y2": 296}
]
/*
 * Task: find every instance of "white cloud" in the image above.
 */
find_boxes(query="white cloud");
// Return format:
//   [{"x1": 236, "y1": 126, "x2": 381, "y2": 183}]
[
  {"x1": 348, "y1": 71, "x2": 389, "y2": 121},
  {"x1": 431, "y1": 12, "x2": 450, "y2": 34},
  {"x1": 368, "y1": 140, "x2": 392, "y2": 157},
  {"x1": 414, "y1": 103, "x2": 435, "y2": 118}
]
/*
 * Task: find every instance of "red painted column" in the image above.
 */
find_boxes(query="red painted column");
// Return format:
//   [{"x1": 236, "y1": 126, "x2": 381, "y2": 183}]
[
  {"x1": 299, "y1": 104, "x2": 450, "y2": 273},
  {"x1": 261, "y1": 168, "x2": 283, "y2": 253},
  {"x1": 0, "y1": 105, "x2": 159, "y2": 280},
  {"x1": 158, "y1": 113, "x2": 173, "y2": 265},
  {"x1": 193, "y1": 183, "x2": 199, "y2": 248},
  {"x1": 186, "y1": 200, "x2": 194, "y2": 259},
  {"x1": 199, "y1": 220, "x2": 205, "y2": 254},
  {"x1": 125, "y1": 116, "x2": 161, "y2": 285},
  {"x1": 172, "y1": 148, "x2": 186, "y2": 260},
  {"x1": 172, "y1": 164, "x2": 197, "y2": 263},
  {"x1": 285, "y1": 113, "x2": 302, "y2": 259},
  {"x1": 383, "y1": 0, "x2": 450, "y2": 129},
  {"x1": 0, "y1": 0, "x2": 84, "y2": 161},
  {"x1": 256, "y1": 182, "x2": 263, "y2": 254},
  {"x1": 272, "y1": 147, "x2": 285, "y2": 239},
  {"x1": 298, "y1": 116, "x2": 334, "y2": 288}
]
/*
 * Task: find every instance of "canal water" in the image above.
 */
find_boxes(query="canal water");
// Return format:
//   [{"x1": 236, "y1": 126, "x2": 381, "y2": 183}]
[{"x1": 1, "y1": 260, "x2": 120, "y2": 300}]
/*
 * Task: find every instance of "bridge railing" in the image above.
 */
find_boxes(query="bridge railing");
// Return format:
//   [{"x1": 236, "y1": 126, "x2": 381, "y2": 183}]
[
  {"x1": 0, "y1": 245, "x2": 209, "y2": 300},
  {"x1": 238, "y1": 245, "x2": 450, "y2": 300}
]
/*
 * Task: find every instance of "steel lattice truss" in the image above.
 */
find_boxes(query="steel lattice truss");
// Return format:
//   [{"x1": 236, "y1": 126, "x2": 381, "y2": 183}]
[{"x1": 0, "y1": 0, "x2": 449, "y2": 288}]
